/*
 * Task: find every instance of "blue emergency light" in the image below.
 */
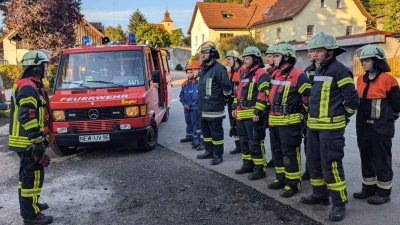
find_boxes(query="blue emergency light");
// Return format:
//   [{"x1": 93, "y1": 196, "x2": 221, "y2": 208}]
[
  {"x1": 82, "y1": 36, "x2": 90, "y2": 45},
  {"x1": 128, "y1": 33, "x2": 136, "y2": 43}
]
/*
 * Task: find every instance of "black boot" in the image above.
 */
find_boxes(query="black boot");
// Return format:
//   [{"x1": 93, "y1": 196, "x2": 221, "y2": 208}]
[
  {"x1": 192, "y1": 141, "x2": 200, "y2": 149},
  {"x1": 196, "y1": 152, "x2": 214, "y2": 159},
  {"x1": 229, "y1": 147, "x2": 241, "y2": 154},
  {"x1": 210, "y1": 156, "x2": 223, "y2": 165},
  {"x1": 266, "y1": 159, "x2": 274, "y2": 168},
  {"x1": 353, "y1": 190, "x2": 375, "y2": 199},
  {"x1": 367, "y1": 194, "x2": 390, "y2": 205},
  {"x1": 329, "y1": 205, "x2": 346, "y2": 222},
  {"x1": 280, "y1": 186, "x2": 298, "y2": 198},
  {"x1": 37, "y1": 203, "x2": 49, "y2": 211},
  {"x1": 300, "y1": 194, "x2": 330, "y2": 205},
  {"x1": 268, "y1": 180, "x2": 285, "y2": 189},
  {"x1": 301, "y1": 170, "x2": 310, "y2": 181},
  {"x1": 180, "y1": 138, "x2": 193, "y2": 143},
  {"x1": 235, "y1": 166, "x2": 253, "y2": 174},
  {"x1": 248, "y1": 172, "x2": 266, "y2": 180},
  {"x1": 196, "y1": 144, "x2": 205, "y2": 151},
  {"x1": 24, "y1": 212, "x2": 53, "y2": 225}
]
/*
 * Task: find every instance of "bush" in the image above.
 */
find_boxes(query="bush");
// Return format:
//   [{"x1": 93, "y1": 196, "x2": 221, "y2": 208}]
[
  {"x1": 175, "y1": 64, "x2": 183, "y2": 71},
  {"x1": 0, "y1": 109, "x2": 10, "y2": 119}
]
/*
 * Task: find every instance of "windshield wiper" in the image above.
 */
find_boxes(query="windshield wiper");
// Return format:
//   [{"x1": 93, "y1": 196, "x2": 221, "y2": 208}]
[
  {"x1": 86, "y1": 80, "x2": 126, "y2": 88},
  {"x1": 62, "y1": 81, "x2": 95, "y2": 90}
]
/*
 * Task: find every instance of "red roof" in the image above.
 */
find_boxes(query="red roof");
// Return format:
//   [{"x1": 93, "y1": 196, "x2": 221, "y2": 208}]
[{"x1": 162, "y1": 9, "x2": 174, "y2": 23}]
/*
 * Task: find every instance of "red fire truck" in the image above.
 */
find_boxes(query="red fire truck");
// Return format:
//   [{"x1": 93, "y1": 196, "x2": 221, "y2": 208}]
[{"x1": 49, "y1": 34, "x2": 172, "y2": 155}]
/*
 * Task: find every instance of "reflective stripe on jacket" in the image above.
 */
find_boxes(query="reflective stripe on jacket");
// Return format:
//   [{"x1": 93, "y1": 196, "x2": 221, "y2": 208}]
[
  {"x1": 307, "y1": 58, "x2": 359, "y2": 130},
  {"x1": 232, "y1": 65, "x2": 271, "y2": 120},
  {"x1": 198, "y1": 58, "x2": 232, "y2": 120},
  {"x1": 9, "y1": 77, "x2": 51, "y2": 152},
  {"x1": 268, "y1": 66, "x2": 311, "y2": 126}
]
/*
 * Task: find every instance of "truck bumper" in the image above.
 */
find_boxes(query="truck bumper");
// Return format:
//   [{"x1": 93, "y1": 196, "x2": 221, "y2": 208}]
[{"x1": 54, "y1": 127, "x2": 150, "y2": 147}]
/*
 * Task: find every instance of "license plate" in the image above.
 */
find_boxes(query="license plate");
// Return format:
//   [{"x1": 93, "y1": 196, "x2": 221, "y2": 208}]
[{"x1": 79, "y1": 134, "x2": 110, "y2": 143}]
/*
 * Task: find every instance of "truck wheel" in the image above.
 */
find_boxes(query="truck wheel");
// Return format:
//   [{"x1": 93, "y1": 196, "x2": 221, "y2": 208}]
[
  {"x1": 52, "y1": 144, "x2": 77, "y2": 156},
  {"x1": 161, "y1": 107, "x2": 169, "y2": 122},
  {"x1": 139, "y1": 118, "x2": 158, "y2": 151}
]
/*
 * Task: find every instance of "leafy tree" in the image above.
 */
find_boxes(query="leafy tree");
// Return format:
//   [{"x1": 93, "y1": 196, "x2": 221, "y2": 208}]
[
  {"x1": 127, "y1": 9, "x2": 148, "y2": 34},
  {"x1": 136, "y1": 24, "x2": 171, "y2": 47},
  {"x1": 105, "y1": 24, "x2": 126, "y2": 41},
  {"x1": 381, "y1": 0, "x2": 400, "y2": 33},
  {"x1": 3, "y1": 0, "x2": 83, "y2": 63},
  {"x1": 217, "y1": 35, "x2": 256, "y2": 59},
  {"x1": 170, "y1": 28, "x2": 184, "y2": 46},
  {"x1": 182, "y1": 35, "x2": 191, "y2": 47}
]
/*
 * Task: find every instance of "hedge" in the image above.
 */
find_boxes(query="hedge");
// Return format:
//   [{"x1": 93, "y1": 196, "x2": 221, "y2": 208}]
[{"x1": 0, "y1": 65, "x2": 58, "y2": 92}]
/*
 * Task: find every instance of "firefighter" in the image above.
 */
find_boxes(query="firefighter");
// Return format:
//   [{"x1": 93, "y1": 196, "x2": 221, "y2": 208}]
[
  {"x1": 9, "y1": 51, "x2": 53, "y2": 224},
  {"x1": 301, "y1": 40, "x2": 320, "y2": 181},
  {"x1": 353, "y1": 45, "x2": 400, "y2": 205},
  {"x1": 225, "y1": 50, "x2": 246, "y2": 154},
  {"x1": 299, "y1": 32, "x2": 360, "y2": 222},
  {"x1": 265, "y1": 44, "x2": 277, "y2": 168},
  {"x1": 267, "y1": 43, "x2": 311, "y2": 197},
  {"x1": 196, "y1": 41, "x2": 232, "y2": 165},
  {"x1": 179, "y1": 64, "x2": 196, "y2": 144},
  {"x1": 190, "y1": 61, "x2": 205, "y2": 150},
  {"x1": 232, "y1": 46, "x2": 270, "y2": 180}
]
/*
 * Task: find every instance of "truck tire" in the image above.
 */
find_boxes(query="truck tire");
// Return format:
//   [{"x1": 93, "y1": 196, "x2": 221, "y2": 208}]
[
  {"x1": 52, "y1": 144, "x2": 77, "y2": 156},
  {"x1": 161, "y1": 107, "x2": 169, "y2": 122},
  {"x1": 139, "y1": 118, "x2": 158, "y2": 151}
]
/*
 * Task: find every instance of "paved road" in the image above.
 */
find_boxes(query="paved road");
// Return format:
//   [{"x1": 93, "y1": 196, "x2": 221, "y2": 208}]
[{"x1": 162, "y1": 70, "x2": 400, "y2": 225}]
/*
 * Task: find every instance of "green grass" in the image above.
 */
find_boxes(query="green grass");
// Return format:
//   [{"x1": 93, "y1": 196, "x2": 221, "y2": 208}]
[{"x1": 0, "y1": 109, "x2": 10, "y2": 119}]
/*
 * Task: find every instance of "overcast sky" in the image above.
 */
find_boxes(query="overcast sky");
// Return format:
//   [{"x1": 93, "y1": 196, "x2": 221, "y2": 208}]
[{"x1": 81, "y1": 0, "x2": 199, "y2": 35}]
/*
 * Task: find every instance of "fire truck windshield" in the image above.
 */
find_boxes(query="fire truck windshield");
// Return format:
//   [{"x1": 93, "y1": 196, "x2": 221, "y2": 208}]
[{"x1": 55, "y1": 50, "x2": 145, "y2": 90}]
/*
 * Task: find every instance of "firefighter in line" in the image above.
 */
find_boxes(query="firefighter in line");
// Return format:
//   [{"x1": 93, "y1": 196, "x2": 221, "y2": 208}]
[
  {"x1": 9, "y1": 51, "x2": 53, "y2": 224},
  {"x1": 299, "y1": 32, "x2": 360, "y2": 222},
  {"x1": 353, "y1": 45, "x2": 400, "y2": 205},
  {"x1": 225, "y1": 50, "x2": 246, "y2": 154},
  {"x1": 179, "y1": 64, "x2": 196, "y2": 144},
  {"x1": 196, "y1": 41, "x2": 232, "y2": 165},
  {"x1": 301, "y1": 40, "x2": 320, "y2": 181},
  {"x1": 267, "y1": 43, "x2": 311, "y2": 197},
  {"x1": 265, "y1": 44, "x2": 277, "y2": 168},
  {"x1": 190, "y1": 61, "x2": 205, "y2": 151},
  {"x1": 232, "y1": 46, "x2": 270, "y2": 180}
]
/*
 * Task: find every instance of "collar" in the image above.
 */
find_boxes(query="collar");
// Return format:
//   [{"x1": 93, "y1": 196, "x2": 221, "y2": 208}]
[{"x1": 363, "y1": 71, "x2": 382, "y2": 83}]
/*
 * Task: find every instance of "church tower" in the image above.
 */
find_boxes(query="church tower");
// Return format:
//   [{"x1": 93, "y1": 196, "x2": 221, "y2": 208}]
[{"x1": 161, "y1": 9, "x2": 174, "y2": 34}]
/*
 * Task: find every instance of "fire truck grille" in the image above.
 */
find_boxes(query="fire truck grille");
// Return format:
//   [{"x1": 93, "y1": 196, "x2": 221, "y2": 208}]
[
  {"x1": 69, "y1": 120, "x2": 121, "y2": 132},
  {"x1": 65, "y1": 107, "x2": 125, "y2": 121}
]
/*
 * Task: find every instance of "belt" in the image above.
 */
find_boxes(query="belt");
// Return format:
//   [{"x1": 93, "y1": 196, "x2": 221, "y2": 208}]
[{"x1": 270, "y1": 105, "x2": 301, "y2": 115}]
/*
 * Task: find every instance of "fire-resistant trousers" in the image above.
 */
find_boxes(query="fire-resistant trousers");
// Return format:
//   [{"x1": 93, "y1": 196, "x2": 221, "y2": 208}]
[
  {"x1": 269, "y1": 125, "x2": 302, "y2": 191},
  {"x1": 201, "y1": 119, "x2": 224, "y2": 157},
  {"x1": 306, "y1": 128, "x2": 348, "y2": 206},
  {"x1": 236, "y1": 115, "x2": 267, "y2": 174},
  {"x1": 356, "y1": 121, "x2": 394, "y2": 197},
  {"x1": 184, "y1": 109, "x2": 194, "y2": 140},
  {"x1": 17, "y1": 151, "x2": 45, "y2": 219},
  {"x1": 227, "y1": 98, "x2": 240, "y2": 149}
]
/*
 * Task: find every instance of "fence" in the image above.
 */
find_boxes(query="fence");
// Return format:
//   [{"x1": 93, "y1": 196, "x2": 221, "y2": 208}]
[{"x1": 353, "y1": 56, "x2": 400, "y2": 76}]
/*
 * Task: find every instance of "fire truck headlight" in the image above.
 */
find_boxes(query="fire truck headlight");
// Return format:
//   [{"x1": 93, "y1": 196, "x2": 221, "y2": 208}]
[
  {"x1": 53, "y1": 110, "x2": 66, "y2": 121},
  {"x1": 125, "y1": 106, "x2": 139, "y2": 117}
]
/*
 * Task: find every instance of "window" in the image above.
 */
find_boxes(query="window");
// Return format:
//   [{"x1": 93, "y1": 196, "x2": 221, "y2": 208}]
[
  {"x1": 220, "y1": 33, "x2": 234, "y2": 40},
  {"x1": 221, "y1": 11, "x2": 232, "y2": 18},
  {"x1": 307, "y1": 25, "x2": 315, "y2": 36},
  {"x1": 346, "y1": 26, "x2": 353, "y2": 35},
  {"x1": 202, "y1": 34, "x2": 204, "y2": 43},
  {"x1": 195, "y1": 36, "x2": 197, "y2": 46},
  {"x1": 276, "y1": 27, "x2": 281, "y2": 40},
  {"x1": 262, "y1": 6, "x2": 272, "y2": 16},
  {"x1": 255, "y1": 31, "x2": 261, "y2": 42},
  {"x1": 321, "y1": 0, "x2": 326, "y2": 8},
  {"x1": 337, "y1": 0, "x2": 342, "y2": 8}
]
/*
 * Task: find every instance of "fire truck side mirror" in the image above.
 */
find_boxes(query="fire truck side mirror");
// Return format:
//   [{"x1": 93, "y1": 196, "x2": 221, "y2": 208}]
[
  {"x1": 102, "y1": 37, "x2": 110, "y2": 45},
  {"x1": 152, "y1": 70, "x2": 160, "y2": 83}
]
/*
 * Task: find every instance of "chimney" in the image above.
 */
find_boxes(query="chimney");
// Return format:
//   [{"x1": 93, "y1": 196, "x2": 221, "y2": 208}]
[{"x1": 244, "y1": 0, "x2": 249, "y2": 8}]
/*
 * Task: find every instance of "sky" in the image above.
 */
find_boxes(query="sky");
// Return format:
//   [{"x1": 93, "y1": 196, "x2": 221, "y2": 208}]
[{"x1": 81, "y1": 0, "x2": 199, "y2": 36}]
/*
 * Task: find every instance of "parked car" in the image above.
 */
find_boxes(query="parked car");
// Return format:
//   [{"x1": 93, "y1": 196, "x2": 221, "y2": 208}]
[{"x1": 0, "y1": 75, "x2": 9, "y2": 110}]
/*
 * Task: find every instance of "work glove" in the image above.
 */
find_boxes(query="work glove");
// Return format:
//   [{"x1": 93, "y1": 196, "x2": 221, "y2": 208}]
[
  {"x1": 33, "y1": 153, "x2": 51, "y2": 167},
  {"x1": 31, "y1": 141, "x2": 50, "y2": 167}
]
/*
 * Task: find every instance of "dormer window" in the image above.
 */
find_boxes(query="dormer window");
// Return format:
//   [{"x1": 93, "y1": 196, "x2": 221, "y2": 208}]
[
  {"x1": 262, "y1": 6, "x2": 272, "y2": 16},
  {"x1": 221, "y1": 11, "x2": 232, "y2": 18}
]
